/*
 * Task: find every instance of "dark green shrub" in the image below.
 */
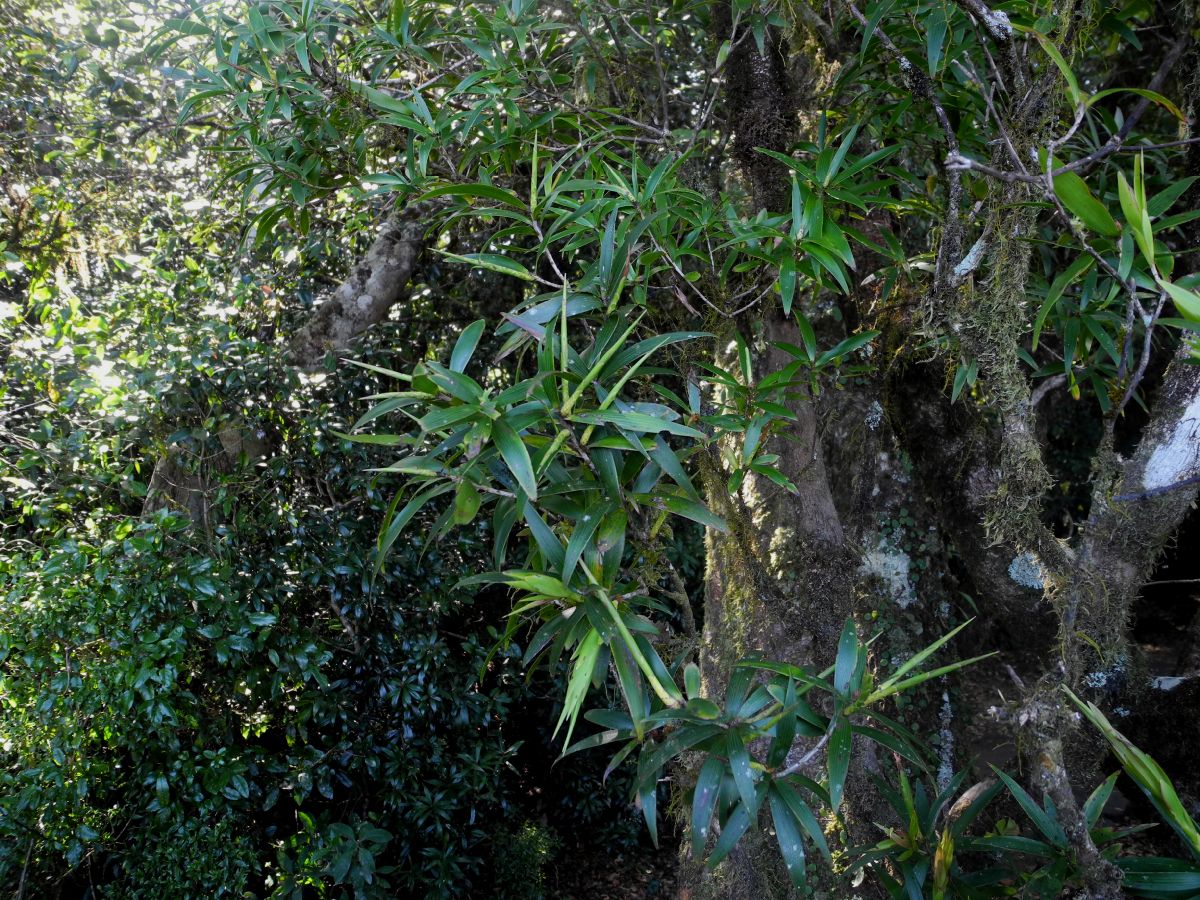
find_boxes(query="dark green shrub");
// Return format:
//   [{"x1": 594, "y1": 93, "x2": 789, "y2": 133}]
[
  {"x1": 0, "y1": 308, "x2": 525, "y2": 896},
  {"x1": 492, "y1": 821, "x2": 560, "y2": 900}
]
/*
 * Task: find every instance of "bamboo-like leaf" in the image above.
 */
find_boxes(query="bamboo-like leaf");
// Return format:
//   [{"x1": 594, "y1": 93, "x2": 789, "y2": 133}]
[
  {"x1": 1118, "y1": 171, "x2": 1156, "y2": 268},
  {"x1": 834, "y1": 618, "x2": 859, "y2": 696},
  {"x1": 1053, "y1": 171, "x2": 1120, "y2": 237},
  {"x1": 611, "y1": 641, "x2": 646, "y2": 740},
  {"x1": 492, "y1": 417, "x2": 537, "y2": 500},
  {"x1": 450, "y1": 319, "x2": 487, "y2": 372},
  {"x1": 728, "y1": 731, "x2": 758, "y2": 816},
  {"x1": 1065, "y1": 686, "x2": 1200, "y2": 859},
  {"x1": 828, "y1": 718, "x2": 852, "y2": 811},
  {"x1": 769, "y1": 787, "x2": 808, "y2": 887},
  {"x1": 865, "y1": 652, "x2": 996, "y2": 703},
  {"x1": 691, "y1": 755, "x2": 724, "y2": 855},
  {"x1": 438, "y1": 250, "x2": 534, "y2": 281},
  {"x1": 638, "y1": 772, "x2": 659, "y2": 847},
  {"x1": 572, "y1": 409, "x2": 705, "y2": 439},
  {"x1": 1031, "y1": 31, "x2": 1082, "y2": 105},
  {"x1": 1087, "y1": 87, "x2": 1186, "y2": 123},
  {"x1": 376, "y1": 483, "x2": 453, "y2": 572},
  {"x1": 1085, "y1": 772, "x2": 1119, "y2": 828},
  {"x1": 1159, "y1": 279, "x2": 1200, "y2": 321},
  {"x1": 992, "y1": 768, "x2": 1068, "y2": 848},
  {"x1": 554, "y1": 628, "x2": 602, "y2": 746},
  {"x1": 871, "y1": 618, "x2": 974, "y2": 694},
  {"x1": 342, "y1": 359, "x2": 413, "y2": 381},
  {"x1": 655, "y1": 493, "x2": 727, "y2": 532},
  {"x1": 774, "y1": 777, "x2": 832, "y2": 861},
  {"x1": 707, "y1": 798, "x2": 754, "y2": 867},
  {"x1": 1035, "y1": 255, "x2": 1094, "y2": 349},
  {"x1": 684, "y1": 663, "x2": 702, "y2": 701},
  {"x1": 562, "y1": 500, "x2": 609, "y2": 584},
  {"x1": 419, "y1": 181, "x2": 525, "y2": 208},
  {"x1": 453, "y1": 480, "x2": 482, "y2": 524},
  {"x1": 768, "y1": 676, "x2": 797, "y2": 768}
]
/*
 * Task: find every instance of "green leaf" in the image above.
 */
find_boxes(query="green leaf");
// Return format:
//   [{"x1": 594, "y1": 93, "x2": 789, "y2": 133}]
[
  {"x1": 331, "y1": 430, "x2": 408, "y2": 446},
  {"x1": 779, "y1": 254, "x2": 797, "y2": 315},
  {"x1": 871, "y1": 618, "x2": 972, "y2": 695},
  {"x1": 562, "y1": 500, "x2": 608, "y2": 584},
  {"x1": 707, "y1": 798, "x2": 754, "y2": 867},
  {"x1": 852, "y1": 724, "x2": 929, "y2": 770},
  {"x1": 438, "y1": 251, "x2": 534, "y2": 281},
  {"x1": 768, "y1": 677, "x2": 797, "y2": 768},
  {"x1": 554, "y1": 628, "x2": 602, "y2": 746},
  {"x1": 376, "y1": 483, "x2": 453, "y2": 572},
  {"x1": 861, "y1": 0, "x2": 897, "y2": 57},
  {"x1": 866, "y1": 652, "x2": 996, "y2": 702},
  {"x1": 1117, "y1": 857, "x2": 1200, "y2": 897},
  {"x1": 612, "y1": 643, "x2": 646, "y2": 740},
  {"x1": 1118, "y1": 171, "x2": 1156, "y2": 268},
  {"x1": 834, "y1": 618, "x2": 859, "y2": 696},
  {"x1": 1053, "y1": 171, "x2": 1121, "y2": 237},
  {"x1": 638, "y1": 774, "x2": 659, "y2": 848},
  {"x1": 1035, "y1": 255, "x2": 1094, "y2": 349},
  {"x1": 1085, "y1": 772, "x2": 1119, "y2": 828},
  {"x1": 655, "y1": 493, "x2": 727, "y2": 532},
  {"x1": 1065, "y1": 687, "x2": 1200, "y2": 859},
  {"x1": 1159, "y1": 279, "x2": 1200, "y2": 321},
  {"x1": 1087, "y1": 87, "x2": 1187, "y2": 123},
  {"x1": 342, "y1": 359, "x2": 413, "y2": 382},
  {"x1": 769, "y1": 787, "x2": 807, "y2": 888},
  {"x1": 650, "y1": 435, "x2": 700, "y2": 501},
  {"x1": 774, "y1": 778, "x2": 831, "y2": 861},
  {"x1": 692, "y1": 755, "x2": 724, "y2": 854},
  {"x1": 522, "y1": 500, "x2": 565, "y2": 571},
  {"x1": 491, "y1": 417, "x2": 537, "y2": 500},
  {"x1": 572, "y1": 410, "x2": 705, "y2": 440},
  {"x1": 728, "y1": 731, "x2": 758, "y2": 816},
  {"x1": 925, "y1": 6, "x2": 948, "y2": 75},
  {"x1": 993, "y1": 768, "x2": 1068, "y2": 848},
  {"x1": 450, "y1": 319, "x2": 487, "y2": 372},
  {"x1": 1031, "y1": 31, "x2": 1082, "y2": 105},
  {"x1": 453, "y1": 480, "x2": 482, "y2": 524},
  {"x1": 419, "y1": 182, "x2": 525, "y2": 208},
  {"x1": 815, "y1": 330, "x2": 878, "y2": 368},
  {"x1": 828, "y1": 719, "x2": 851, "y2": 811}
]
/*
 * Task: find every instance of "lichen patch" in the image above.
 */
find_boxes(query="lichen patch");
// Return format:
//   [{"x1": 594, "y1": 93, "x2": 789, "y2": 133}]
[
  {"x1": 1142, "y1": 394, "x2": 1200, "y2": 491},
  {"x1": 860, "y1": 534, "x2": 917, "y2": 608}
]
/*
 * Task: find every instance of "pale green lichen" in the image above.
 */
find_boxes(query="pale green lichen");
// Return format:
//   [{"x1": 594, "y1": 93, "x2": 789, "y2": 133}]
[
  {"x1": 859, "y1": 533, "x2": 918, "y2": 609},
  {"x1": 1008, "y1": 552, "x2": 1045, "y2": 590}
]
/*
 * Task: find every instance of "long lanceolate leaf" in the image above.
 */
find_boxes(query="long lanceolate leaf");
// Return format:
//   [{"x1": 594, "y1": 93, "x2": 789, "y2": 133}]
[
  {"x1": 491, "y1": 416, "x2": 538, "y2": 499},
  {"x1": 992, "y1": 768, "x2": 1068, "y2": 849},
  {"x1": 555, "y1": 628, "x2": 602, "y2": 747},
  {"x1": 769, "y1": 787, "x2": 808, "y2": 888},
  {"x1": 1065, "y1": 687, "x2": 1200, "y2": 859},
  {"x1": 375, "y1": 482, "x2": 454, "y2": 573},
  {"x1": 691, "y1": 756, "x2": 724, "y2": 855}
]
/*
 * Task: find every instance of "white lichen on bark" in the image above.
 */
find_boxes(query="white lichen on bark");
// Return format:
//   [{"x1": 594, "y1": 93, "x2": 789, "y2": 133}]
[
  {"x1": 860, "y1": 534, "x2": 917, "y2": 608},
  {"x1": 1142, "y1": 393, "x2": 1200, "y2": 490},
  {"x1": 1007, "y1": 551, "x2": 1045, "y2": 589}
]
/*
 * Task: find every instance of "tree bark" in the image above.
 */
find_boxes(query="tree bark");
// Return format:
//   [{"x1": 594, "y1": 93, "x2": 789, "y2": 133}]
[{"x1": 289, "y1": 200, "x2": 431, "y2": 369}]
